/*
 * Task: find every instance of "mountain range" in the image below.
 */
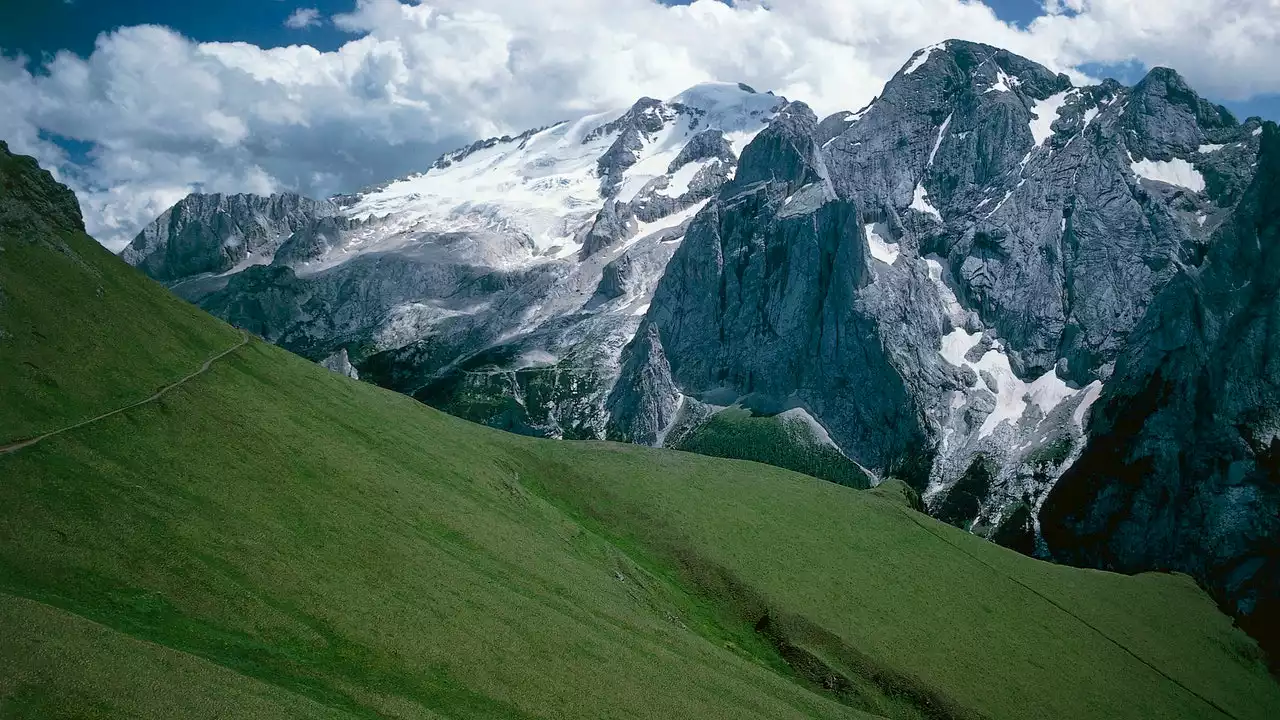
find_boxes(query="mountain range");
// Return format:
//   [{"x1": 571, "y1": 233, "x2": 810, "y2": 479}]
[
  {"x1": 4, "y1": 132, "x2": 1280, "y2": 719},
  {"x1": 117, "y1": 41, "x2": 1279, "y2": 659}
]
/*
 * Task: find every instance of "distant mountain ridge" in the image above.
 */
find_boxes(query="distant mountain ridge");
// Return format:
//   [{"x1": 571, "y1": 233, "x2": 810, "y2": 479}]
[{"x1": 119, "y1": 42, "x2": 1278, "y2": 657}]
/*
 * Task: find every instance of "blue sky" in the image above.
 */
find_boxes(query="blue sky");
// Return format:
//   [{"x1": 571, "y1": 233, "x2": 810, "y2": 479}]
[
  {"x1": 0, "y1": 1, "x2": 357, "y2": 56},
  {"x1": 3, "y1": 0, "x2": 1277, "y2": 248}
]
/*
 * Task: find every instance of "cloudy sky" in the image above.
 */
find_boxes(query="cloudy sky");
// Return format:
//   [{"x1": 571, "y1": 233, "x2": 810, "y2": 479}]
[{"x1": 3, "y1": 0, "x2": 1279, "y2": 250}]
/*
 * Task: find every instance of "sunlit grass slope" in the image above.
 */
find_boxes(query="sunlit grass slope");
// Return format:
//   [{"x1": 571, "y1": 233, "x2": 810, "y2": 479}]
[{"x1": 0, "y1": 146, "x2": 240, "y2": 444}]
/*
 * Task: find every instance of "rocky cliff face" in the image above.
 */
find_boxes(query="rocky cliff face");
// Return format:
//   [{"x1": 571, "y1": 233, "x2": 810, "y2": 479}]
[
  {"x1": 614, "y1": 42, "x2": 1260, "y2": 539},
  {"x1": 1043, "y1": 122, "x2": 1280, "y2": 664},
  {"x1": 121, "y1": 193, "x2": 338, "y2": 282},
  {"x1": 118, "y1": 45, "x2": 1276, "y2": 652},
  {"x1": 0, "y1": 141, "x2": 85, "y2": 241},
  {"x1": 608, "y1": 101, "x2": 934, "y2": 482}
]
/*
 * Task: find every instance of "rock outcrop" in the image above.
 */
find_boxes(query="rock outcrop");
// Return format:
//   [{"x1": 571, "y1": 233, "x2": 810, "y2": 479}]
[
  {"x1": 1043, "y1": 121, "x2": 1280, "y2": 664},
  {"x1": 0, "y1": 141, "x2": 85, "y2": 240},
  {"x1": 121, "y1": 193, "x2": 337, "y2": 282}
]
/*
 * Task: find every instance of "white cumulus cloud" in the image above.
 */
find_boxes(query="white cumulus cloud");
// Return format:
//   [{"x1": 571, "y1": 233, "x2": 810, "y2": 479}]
[
  {"x1": 285, "y1": 8, "x2": 323, "y2": 30},
  {"x1": 0, "y1": 0, "x2": 1276, "y2": 251}
]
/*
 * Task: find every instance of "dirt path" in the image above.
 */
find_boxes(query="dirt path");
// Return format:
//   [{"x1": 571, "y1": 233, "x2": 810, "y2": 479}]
[{"x1": 0, "y1": 331, "x2": 249, "y2": 456}]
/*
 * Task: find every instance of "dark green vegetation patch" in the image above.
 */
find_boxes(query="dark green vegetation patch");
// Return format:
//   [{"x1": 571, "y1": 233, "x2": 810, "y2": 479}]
[{"x1": 671, "y1": 406, "x2": 873, "y2": 489}]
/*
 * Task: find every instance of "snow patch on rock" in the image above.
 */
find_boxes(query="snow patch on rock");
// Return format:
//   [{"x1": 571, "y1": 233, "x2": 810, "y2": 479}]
[
  {"x1": 657, "y1": 159, "x2": 714, "y2": 198},
  {"x1": 621, "y1": 200, "x2": 707, "y2": 254},
  {"x1": 924, "y1": 258, "x2": 967, "y2": 325},
  {"x1": 985, "y1": 69, "x2": 1017, "y2": 94},
  {"x1": 939, "y1": 328, "x2": 1080, "y2": 439},
  {"x1": 928, "y1": 114, "x2": 953, "y2": 167},
  {"x1": 1073, "y1": 381, "x2": 1104, "y2": 427},
  {"x1": 1028, "y1": 90, "x2": 1073, "y2": 148},
  {"x1": 903, "y1": 42, "x2": 947, "y2": 76},
  {"x1": 865, "y1": 222, "x2": 900, "y2": 264},
  {"x1": 911, "y1": 183, "x2": 943, "y2": 221},
  {"x1": 1130, "y1": 156, "x2": 1206, "y2": 192}
]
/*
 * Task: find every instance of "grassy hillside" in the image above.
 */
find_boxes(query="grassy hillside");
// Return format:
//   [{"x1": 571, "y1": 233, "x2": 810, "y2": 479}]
[
  {"x1": 2, "y1": 145, "x2": 1278, "y2": 719},
  {"x1": 0, "y1": 592, "x2": 348, "y2": 719},
  {"x1": 0, "y1": 145, "x2": 241, "y2": 444}
]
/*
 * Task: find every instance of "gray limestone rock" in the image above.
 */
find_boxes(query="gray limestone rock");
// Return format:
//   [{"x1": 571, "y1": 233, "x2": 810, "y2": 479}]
[
  {"x1": 966, "y1": 333, "x2": 995, "y2": 363},
  {"x1": 579, "y1": 200, "x2": 638, "y2": 259},
  {"x1": 273, "y1": 215, "x2": 358, "y2": 267},
  {"x1": 321, "y1": 348, "x2": 360, "y2": 380},
  {"x1": 668, "y1": 129, "x2": 736, "y2": 173},
  {"x1": 1043, "y1": 121, "x2": 1280, "y2": 666},
  {"x1": 594, "y1": 98, "x2": 676, "y2": 196},
  {"x1": 617, "y1": 101, "x2": 934, "y2": 481},
  {"x1": 121, "y1": 193, "x2": 337, "y2": 282},
  {"x1": 605, "y1": 322, "x2": 683, "y2": 445}
]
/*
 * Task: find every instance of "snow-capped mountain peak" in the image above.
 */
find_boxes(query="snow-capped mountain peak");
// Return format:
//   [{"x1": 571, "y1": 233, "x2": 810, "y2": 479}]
[
  {"x1": 337, "y1": 82, "x2": 782, "y2": 265},
  {"x1": 121, "y1": 80, "x2": 786, "y2": 443}
]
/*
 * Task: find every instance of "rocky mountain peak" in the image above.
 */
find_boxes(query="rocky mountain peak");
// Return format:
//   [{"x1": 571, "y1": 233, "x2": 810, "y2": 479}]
[
  {"x1": 887, "y1": 40, "x2": 1069, "y2": 104},
  {"x1": 593, "y1": 85, "x2": 784, "y2": 199},
  {"x1": 432, "y1": 123, "x2": 562, "y2": 171},
  {"x1": 730, "y1": 100, "x2": 825, "y2": 196},
  {"x1": 1132, "y1": 65, "x2": 1235, "y2": 126},
  {"x1": 120, "y1": 191, "x2": 337, "y2": 282},
  {"x1": 667, "y1": 129, "x2": 736, "y2": 175},
  {"x1": 585, "y1": 97, "x2": 672, "y2": 146},
  {"x1": 1122, "y1": 65, "x2": 1238, "y2": 159},
  {"x1": 0, "y1": 140, "x2": 85, "y2": 239}
]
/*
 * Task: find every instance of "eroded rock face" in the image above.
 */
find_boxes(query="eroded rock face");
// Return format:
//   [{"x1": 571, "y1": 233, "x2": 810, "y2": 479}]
[
  {"x1": 668, "y1": 129, "x2": 736, "y2": 173},
  {"x1": 617, "y1": 101, "x2": 932, "y2": 479},
  {"x1": 121, "y1": 193, "x2": 338, "y2": 282},
  {"x1": 321, "y1": 348, "x2": 360, "y2": 380},
  {"x1": 605, "y1": 323, "x2": 683, "y2": 445},
  {"x1": 616, "y1": 41, "x2": 1260, "y2": 525},
  {"x1": 1043, "y1": 122, "x2": 1280, "y2": 663}
]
